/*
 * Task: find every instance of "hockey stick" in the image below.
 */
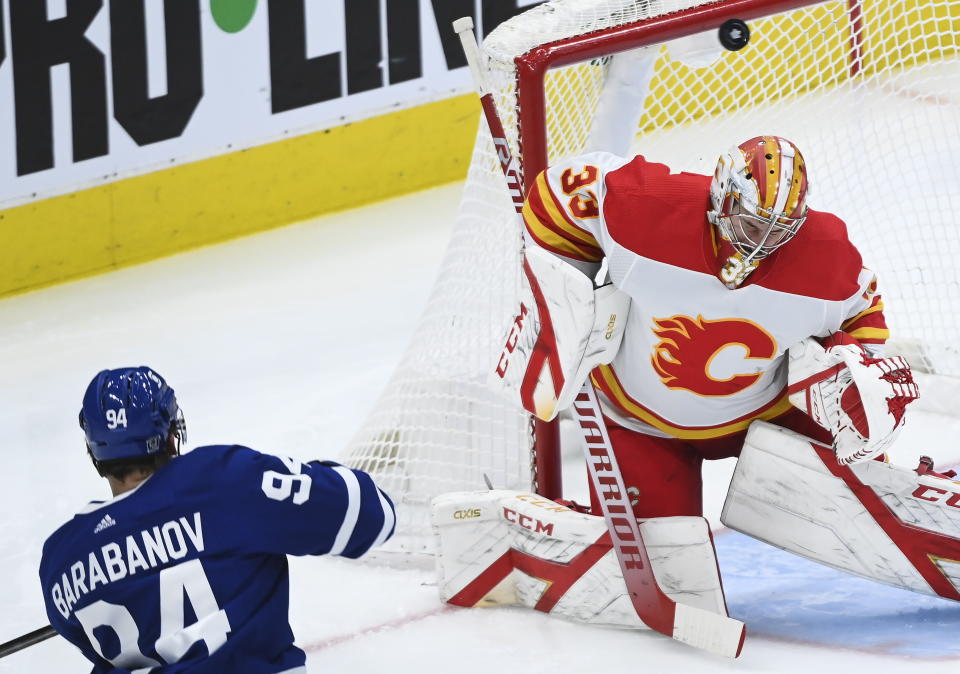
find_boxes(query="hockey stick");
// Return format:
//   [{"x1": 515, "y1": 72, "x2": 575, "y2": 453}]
[
  {"x1": 452, "y1": 17, "x2": 745, "y2": 658},
  {"x1": 572, "y1": 384, "x2": 745, "y2": 657},
  {"x1": 0, "y1": 625, "x2": 56, "y2": 659}
]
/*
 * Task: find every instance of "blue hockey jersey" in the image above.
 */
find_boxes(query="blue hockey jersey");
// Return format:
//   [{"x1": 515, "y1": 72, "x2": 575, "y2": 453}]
[{"x1": 39, "y1": 445, "x2": 396, "y2": 673}]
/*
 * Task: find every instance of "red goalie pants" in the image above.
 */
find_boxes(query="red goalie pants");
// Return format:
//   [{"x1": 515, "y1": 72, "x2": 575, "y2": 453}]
[{"x1": 587, "y1": 408, "x2": 832, "y2": 519}]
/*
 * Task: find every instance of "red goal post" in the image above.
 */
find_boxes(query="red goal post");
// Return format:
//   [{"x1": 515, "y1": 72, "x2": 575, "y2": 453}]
[{"x1": 342, "y1": 0, "x2": 960, "y2": 559}]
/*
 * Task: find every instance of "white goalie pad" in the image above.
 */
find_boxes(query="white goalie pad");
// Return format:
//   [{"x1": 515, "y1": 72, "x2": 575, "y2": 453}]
[
  {"x1": 491, "y1": 246, "x2": 631, "y2": 421},
  {"x1": 721, "y1": 421, "x2": 960, "y2": 601},
  {"x1": 432, "y1": 490, "x2": 729, "y2": 627},
  {"x1": 788, "y1": 334, "x2": 919, "y2": 464}
]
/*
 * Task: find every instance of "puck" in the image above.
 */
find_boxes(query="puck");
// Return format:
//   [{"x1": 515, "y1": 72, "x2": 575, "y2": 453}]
[{"x1": 719, "y1": 19, "x2": 750, "y2": 51}]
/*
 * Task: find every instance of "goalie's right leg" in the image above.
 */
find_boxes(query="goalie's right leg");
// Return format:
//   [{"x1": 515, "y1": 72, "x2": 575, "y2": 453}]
[
  {"x1": 586, "y1": 419, "x2": 706, "y2": 519},
  {"x1": 431, "y1": 490, "x2": 730, "y2": 627}
]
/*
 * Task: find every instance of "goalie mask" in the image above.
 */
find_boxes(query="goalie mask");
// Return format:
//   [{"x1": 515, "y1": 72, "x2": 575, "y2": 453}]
[{"x1": 708, "y1": 136, "x2": 809, "y2": 283}]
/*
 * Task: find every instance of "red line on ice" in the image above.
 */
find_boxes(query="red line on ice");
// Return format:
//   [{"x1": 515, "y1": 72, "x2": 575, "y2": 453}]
[{"x1": 300, "y1": 605, "x2": 458, "y2": 652}]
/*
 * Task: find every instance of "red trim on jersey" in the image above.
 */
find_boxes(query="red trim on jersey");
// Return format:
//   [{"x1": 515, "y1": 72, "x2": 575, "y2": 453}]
[
  {"x1": 600, "y1": 156, "x2": 863, "y2": 301},
  {"x1": 842, "y1": 309, "x2": 889, "y2": 341},
  {"x1": 525, "y1": 227, "x2": 599, "y2": 262},
  {"x1": 592, "y1": 364, "x2": 791, "y2": 438},
  {"x1": 842, "y1": 295, "x2": 885, "y2": 325},
  {"x1": 524, "y1": 178, "x2": 603, "y2": 262},
  {"x1": 811, "y1": 442, "x2": 960, "y2": 600},
  {"x1": 855, "y1": 337, "x2": 888, "y2": 346},
  {"x1": 541, "y1": 170, "x2": 593, "y2": 236},
  {"x1": 526, "y1": 184, "x2": 604, "y2": 260}
]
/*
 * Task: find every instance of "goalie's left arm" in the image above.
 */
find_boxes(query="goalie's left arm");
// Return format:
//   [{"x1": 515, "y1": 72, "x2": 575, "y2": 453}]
[
  {"x1": 837, "y1": 267, "x2": 890, "y2": 355},
  {"x1": 494, "y1": 152, "x2": 635, "y2": 421},
  {"x1": 787, "y1": 264, "x2": 919, "y2": 464}
]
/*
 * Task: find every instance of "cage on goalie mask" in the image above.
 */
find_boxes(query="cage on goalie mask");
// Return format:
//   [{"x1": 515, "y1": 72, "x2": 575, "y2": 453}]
[
  {"x1": 708, "y1": 136, "x2": 809, "y2": 261},
  {"x1": 79, "y1": 366, "x2": 187, "y2": 463}
]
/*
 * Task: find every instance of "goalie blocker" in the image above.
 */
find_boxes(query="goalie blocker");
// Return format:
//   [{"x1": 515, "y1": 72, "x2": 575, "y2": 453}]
[{"x1": 491, "y1": 246, "x2": 630, "y2": 421}]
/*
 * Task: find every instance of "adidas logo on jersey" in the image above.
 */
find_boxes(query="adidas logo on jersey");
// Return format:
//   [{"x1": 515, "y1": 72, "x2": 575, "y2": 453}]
[{"x1": 94, "y1": 514, "x2": 117, "y2": 533}]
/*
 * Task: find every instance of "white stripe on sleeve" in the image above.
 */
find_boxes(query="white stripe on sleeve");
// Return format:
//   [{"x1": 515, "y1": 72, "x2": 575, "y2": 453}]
[
  {"x1": 328, "y1": 467, "x2": 361, "y2": 556},
  {"x1": 370, "y1": 488, "x2": 396, "y2": 550}
]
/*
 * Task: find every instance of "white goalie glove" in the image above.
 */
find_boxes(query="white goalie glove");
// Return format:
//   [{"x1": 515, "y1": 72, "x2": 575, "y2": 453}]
[
  {"x1": 787, "y1": 332, "x2": 919, "y2": 464},
  {"x1": 490, "y1": 246, "x2": 630, "y2": 421}
]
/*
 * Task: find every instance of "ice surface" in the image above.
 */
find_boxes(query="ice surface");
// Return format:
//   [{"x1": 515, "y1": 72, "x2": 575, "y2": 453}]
[{"x1": 2, "y1": 183, "x2": 959, "y2": 672}]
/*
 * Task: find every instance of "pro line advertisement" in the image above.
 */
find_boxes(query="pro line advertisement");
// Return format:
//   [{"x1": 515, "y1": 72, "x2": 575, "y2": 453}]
[{"x1": 0, "y1": 0, "x2": 542, "y2": 208}]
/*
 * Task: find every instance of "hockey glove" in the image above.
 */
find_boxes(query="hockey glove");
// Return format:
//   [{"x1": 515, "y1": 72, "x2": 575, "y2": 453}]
[{"x1": 787, "y1": 332, "x2": 919, "y2": 464}]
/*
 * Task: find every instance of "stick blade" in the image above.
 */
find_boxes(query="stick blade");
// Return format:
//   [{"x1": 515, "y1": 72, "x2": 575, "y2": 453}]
[{"x1": 673, "y1": 604, "x2": 746, "y2": 659}]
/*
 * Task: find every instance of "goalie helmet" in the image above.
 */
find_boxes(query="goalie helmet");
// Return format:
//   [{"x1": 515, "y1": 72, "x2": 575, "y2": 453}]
[
  {"x1": 708, "y1": 136, "x2": 809, "y2": 262},
  {"x1": 79, "y1": 366, "x2": 186, "y2": 462}
]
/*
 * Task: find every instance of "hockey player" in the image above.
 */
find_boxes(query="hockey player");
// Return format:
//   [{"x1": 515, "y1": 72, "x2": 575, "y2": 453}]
[
  {"x1": 39, "y1": 366, "x2": 395, "y2": 673},
  {"x1": 518, "y1": 135, "x2": 917, "y2": 518},
  {"x1": 431, "y1": 137, "x2": 933, "y2": 642}
]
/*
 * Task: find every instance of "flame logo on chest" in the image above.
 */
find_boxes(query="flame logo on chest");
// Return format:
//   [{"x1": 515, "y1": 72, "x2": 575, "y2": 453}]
[{"x1": 650, "y1": 315, "x2": 778, "y2": 397}]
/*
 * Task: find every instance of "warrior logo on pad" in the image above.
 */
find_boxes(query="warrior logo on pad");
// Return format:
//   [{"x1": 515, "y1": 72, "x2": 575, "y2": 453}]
[{"x1": 650, "y1": 315, "x2": 777, "y2": 396}]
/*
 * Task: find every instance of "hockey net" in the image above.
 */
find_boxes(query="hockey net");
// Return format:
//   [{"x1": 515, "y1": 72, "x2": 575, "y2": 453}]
[{"x1": 341, "y1": 0, "x2": 960, "y2": 559}]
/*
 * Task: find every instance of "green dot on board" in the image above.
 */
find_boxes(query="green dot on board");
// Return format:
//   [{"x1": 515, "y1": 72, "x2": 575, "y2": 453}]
[{"x1": 211, "y1": 0, "x2": 258, "y2": 34}]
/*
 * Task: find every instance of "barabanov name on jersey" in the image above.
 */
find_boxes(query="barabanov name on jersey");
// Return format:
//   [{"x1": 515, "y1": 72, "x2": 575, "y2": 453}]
[{"x1": 50, "y1": 512, "x2": 205, "y2": 620}]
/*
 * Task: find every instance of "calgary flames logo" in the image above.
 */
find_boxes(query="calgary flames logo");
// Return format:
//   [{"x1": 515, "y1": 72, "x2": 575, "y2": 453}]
[{"x1": 650, "y1": 315, "x2": 778, "y2": 397}]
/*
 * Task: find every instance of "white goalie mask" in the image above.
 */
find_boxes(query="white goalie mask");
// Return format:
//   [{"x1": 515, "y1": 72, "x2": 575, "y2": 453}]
[{"x1": 708, "y1": 136, "x2": 809, "y2": 263}]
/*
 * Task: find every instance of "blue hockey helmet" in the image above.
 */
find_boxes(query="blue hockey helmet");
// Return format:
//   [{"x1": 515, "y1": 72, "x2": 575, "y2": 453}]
[{"x1": 79, "y1": 367, "x2": 186, "y2": 462}]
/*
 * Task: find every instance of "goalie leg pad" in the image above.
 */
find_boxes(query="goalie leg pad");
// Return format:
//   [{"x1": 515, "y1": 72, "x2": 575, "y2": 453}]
[
  {"x1": 721, "y1": 421, "x2": 960, "y2": 601},
  {"x1": 432, "y1": 490, "x2": 729, "y2": 627}
]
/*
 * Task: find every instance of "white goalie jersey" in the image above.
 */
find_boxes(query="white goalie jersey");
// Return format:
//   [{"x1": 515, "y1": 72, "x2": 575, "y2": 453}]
[{"x1": 522, "y1": 151, "x2": 890, "y2": 440}]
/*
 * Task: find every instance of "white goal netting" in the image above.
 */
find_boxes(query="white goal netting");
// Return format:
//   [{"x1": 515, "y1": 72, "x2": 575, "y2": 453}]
[{"x1": 341, "y1": 0, "x2": 960, "y2": 558}]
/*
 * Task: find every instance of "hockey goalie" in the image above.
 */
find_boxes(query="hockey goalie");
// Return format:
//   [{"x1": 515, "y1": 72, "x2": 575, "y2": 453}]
[{"x1": 431, "y1": 132, "x2": 960, "y2": 655}]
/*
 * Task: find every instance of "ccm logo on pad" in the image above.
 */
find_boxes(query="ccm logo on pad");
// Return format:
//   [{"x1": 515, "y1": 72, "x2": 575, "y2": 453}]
[
  {"x1": 912, "y1": 485, "x2": 960, "y2": 508},
  {"x1": 503, "y1": 507, "x2": 555, "y2": 536},
  {"x1": 496, "y1": 303, "x2": 529, "y2": 378}
]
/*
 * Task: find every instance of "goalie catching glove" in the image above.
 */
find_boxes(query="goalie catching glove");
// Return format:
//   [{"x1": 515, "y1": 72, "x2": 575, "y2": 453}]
[
  {"x1": 490, "y1": 246, "x2": 630, "y2": 421},
  {"x1": 787, "y1": 332, "x2": 919, "y2": 464}
]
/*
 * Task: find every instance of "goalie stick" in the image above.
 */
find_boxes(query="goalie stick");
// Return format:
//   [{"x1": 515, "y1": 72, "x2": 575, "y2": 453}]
[
  {"x1": 0, "y1": 625, "x2": 56, "y2": 659},
  {"x1": 453, "y1": 17, "x2": 745, "y2": 658}
]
